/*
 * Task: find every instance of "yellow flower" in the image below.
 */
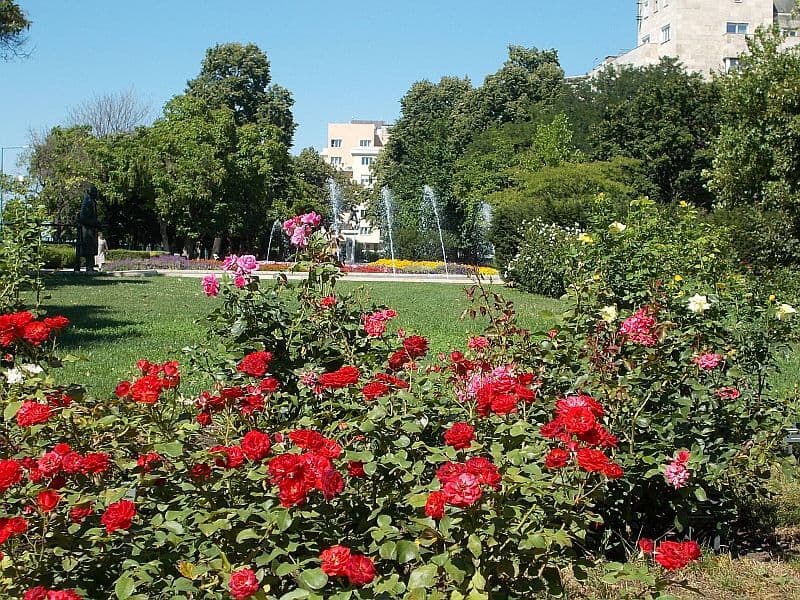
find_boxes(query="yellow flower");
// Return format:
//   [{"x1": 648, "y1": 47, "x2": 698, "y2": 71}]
[
  {"x1": 776, "y1": 303, "x2": 797, "y2": 321},
  {"x1": 599, "y1": 305, "x2": 618, "y2": 322},
  {"x1": 608, "y1": 222, "x2": 627, "y2": 234},
  {"x1": 578, "y1": 233, "x2": 594, "y2": 245},
  {"x1": 768, "y1": 294, "x2": 776, "y2": 303},
  {"x1": 679, "y1": 201, "x2": 688, "y2": 208},
  {"x1": 673, "y1": 275, "x2": 683, "y2": 282}
]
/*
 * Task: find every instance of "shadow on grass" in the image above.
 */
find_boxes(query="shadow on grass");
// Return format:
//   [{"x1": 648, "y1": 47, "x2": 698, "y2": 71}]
[
  {"x1": 41, "y1": 273, "x2": 153, "y2": 290},
  {"x1": 42, "y1": 303, "x2": 143, "y2": 350}
]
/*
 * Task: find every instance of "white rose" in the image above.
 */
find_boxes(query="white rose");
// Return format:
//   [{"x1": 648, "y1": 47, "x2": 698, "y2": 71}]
[
  {"x1": 4, "y1": 368, "x2": 24, "y2": 385},
  {"x1": 599, "y1": 305, "x2": 618, "y2": 323},
  {"x1": 21, "y1": 364, "x2": 43, "y2": 375},
  {"x1": 608, "y1": 222, "x2": 627, "y2": 233},
  {"x1": 687, "y1": 294, "x2": 712, "y2": 314},
  {"x1": 776, "y1": 303, "x2": 797, "y2": 321}
]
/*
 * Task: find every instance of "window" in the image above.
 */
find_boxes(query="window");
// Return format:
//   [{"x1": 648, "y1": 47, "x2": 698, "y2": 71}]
[
  {"x1": 330, "y1": 156, "x2": 342, "y2": 166},
  {"x1": 641, "y1": 34, "x2": 651, "y2": 44},
  {"x1": 359, "y1": 139, "x2": 372, "y2": 147},
  {"x1": 330, "y1": 139, "x2": 342, "y2": 148},
  {"x1": 726, "y1": 22, "x2": 748, "y2": 34},
  {"x1": 661, "y1": 24, "x2": 671, "y2": 43},
  {"x1": 360, "y1": 175, "x2": 372, "y2": 186},
  {"x1": 724, "y1": 57, "x2": 741, "y2": 72},
  {"x1": 653, "y1": 0, "x2": 659, "y2": 12},
  {"x1": 782, "y1": 28, "x2": 798, "y2": 37},
  {"x1": 361, "y1": 156, "x2": 373, "y2": 166}
]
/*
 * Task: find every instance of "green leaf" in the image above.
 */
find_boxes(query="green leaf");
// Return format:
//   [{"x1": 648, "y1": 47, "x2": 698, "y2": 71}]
[
  {"x1": 3, "y1": 401, "x2": 22, "y2": 421},
  {"x1": 396, "y1": 540, "x2": 420, "y2": 564},
  {"x1": 298, "y1": 568, "x2": 328, "y2": 591},
  {"x1": 467, "y1": 534, "x2": 482, "y2": 558},
  {"x1": 694, "y1": 486, "x2": 708, "y2": 501},
  {"x1": 114, "y1": 572, "x2": 136, "y2": 599},
  {"x1": 407, "y1": 564, "x2": 438, "y2": 590},
  {"x1": 236, "y1": 528, "x2": 260, "y2": 543},
  {"x1": 155, "y1": 441, "x2": 184, "y2": 457}
]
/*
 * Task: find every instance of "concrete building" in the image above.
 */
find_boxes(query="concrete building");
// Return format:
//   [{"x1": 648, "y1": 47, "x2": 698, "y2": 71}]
[
  {"x1": 593, "y1": 0, "x2": 800, "y2": 77},
  {"x1": 320, "y1": 120, "x2": 391, "y2": 188}
]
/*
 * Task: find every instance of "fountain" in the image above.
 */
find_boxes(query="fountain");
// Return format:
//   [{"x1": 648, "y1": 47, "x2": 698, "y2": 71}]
[
  {"x1": 265, "y1": 219, "x2": 281, "y2": 263},
  {"x1": 422, "y1": 185, "x2": 449, "y2": 277},
  {"x1": 380, "y1": 187, "x2": 397, "y2": 275},
  {"x1": 328, "y1": 178, "x2": 342, "y2": 234}
]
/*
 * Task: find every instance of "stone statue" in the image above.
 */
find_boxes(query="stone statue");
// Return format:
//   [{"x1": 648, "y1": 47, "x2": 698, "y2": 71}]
[{"x1": 74, "y1": 185, "x2": 102, "y2": 273}]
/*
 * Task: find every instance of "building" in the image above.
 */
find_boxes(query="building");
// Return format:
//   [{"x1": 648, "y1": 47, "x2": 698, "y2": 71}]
[
  {"x1": 593, "y1": 0, "x2": 800, "y2": 77},
  {"x1": 320, "y1": 120, "x2": 391, "y2": 187}
]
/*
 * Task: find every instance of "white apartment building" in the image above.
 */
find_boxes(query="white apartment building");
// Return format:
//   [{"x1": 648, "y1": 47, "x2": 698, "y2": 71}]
[
  {"x1": 593, "y1": 0, "x2": 799, "y2": 76},
  {"x1": 320, "y1": 120, "x2": 391, "y2": 188}
]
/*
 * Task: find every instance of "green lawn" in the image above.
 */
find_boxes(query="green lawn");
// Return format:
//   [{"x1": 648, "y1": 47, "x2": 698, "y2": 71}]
[{"x1": 36, "y1": 274, "x2": 562, "y2": 396}]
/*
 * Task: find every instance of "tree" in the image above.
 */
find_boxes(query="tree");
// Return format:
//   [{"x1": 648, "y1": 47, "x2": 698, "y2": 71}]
[
  {"x1": 0, "y1": 0, "x2": 30, "y2": 60},
  {"x1": 185, "y1": 42, "x2": 296, "y2": 144},
  {"x1": 68, "y1": 88, "x2": 151, "y2": 137},
  {"x1": 591, "y1": 58, "x2": 719, "y2": 206}
]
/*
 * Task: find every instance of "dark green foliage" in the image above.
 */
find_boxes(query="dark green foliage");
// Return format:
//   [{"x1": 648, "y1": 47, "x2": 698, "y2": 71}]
[
  {"x1": 591, "y1": 58, "x2": 720, "y2": 206},
  {"x1": 488, "y1": 158, "x2": 644, "y2": 270},
  {"x1": 0, "y1": 0, "x2": 30, "y2": 59}
]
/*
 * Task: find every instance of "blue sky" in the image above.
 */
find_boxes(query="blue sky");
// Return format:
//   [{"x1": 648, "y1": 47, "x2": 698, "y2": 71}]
[{"x1": 1, "y1": 1, "x2": 633, "y2": 172}]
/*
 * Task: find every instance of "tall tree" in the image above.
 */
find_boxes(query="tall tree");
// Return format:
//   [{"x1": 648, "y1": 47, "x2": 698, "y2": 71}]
[
  {"x1": 0, "y1": 0, "x2": 30, "y2": 60},
  {"x1": 185, "y1": 42, "x2": 296, "y2": 144},
  {"x1": 591, "y1": 58, "x2": 719, "y2": 205}
]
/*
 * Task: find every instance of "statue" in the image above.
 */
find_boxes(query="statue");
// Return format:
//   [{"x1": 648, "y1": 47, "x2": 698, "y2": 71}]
[{"x1": 74, "y1": 185, "x2": 102, "y2": 273}]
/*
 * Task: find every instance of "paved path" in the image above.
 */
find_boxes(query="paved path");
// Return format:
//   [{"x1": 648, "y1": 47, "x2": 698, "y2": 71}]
[{"x1": 52, "y1": 269, "x2": 504, "y2": 286}]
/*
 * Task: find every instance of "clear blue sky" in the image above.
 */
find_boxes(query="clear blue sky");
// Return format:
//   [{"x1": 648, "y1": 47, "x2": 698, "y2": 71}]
[{"x1": 1, "y1": 1, "x2": 634, "y2": 172}]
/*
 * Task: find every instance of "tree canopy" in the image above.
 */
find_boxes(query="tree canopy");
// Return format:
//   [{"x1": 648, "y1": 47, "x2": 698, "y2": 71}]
[{"x1": 0, "y1": 0, "x2": 30, "y2": 60}]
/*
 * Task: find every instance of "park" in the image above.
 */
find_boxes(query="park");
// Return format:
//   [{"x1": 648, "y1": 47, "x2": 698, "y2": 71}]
[{"x1": 3, "y1": 2, "x2": 800, "y2": 599}]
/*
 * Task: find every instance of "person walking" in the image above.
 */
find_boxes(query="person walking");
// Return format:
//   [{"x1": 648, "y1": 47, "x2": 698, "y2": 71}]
[{"x1": 95, "y1": 232, "x2": 109, "y2": 272}]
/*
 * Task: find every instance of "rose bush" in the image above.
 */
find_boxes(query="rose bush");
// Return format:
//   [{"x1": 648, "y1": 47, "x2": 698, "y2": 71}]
[{"x1": 5, "y1": 210, "x2": 783, "y2": 598}]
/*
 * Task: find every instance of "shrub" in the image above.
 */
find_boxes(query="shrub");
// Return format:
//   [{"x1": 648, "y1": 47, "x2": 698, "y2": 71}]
[
  {"x1": 0, "y1": 200, "x2": 46, "y2": 310},
  {"x1": 41, "y1": 243, "x2": 75, "y2": 269},
  {"x1": 504, "y1": 219, "x2": 581, "y2": 296}
]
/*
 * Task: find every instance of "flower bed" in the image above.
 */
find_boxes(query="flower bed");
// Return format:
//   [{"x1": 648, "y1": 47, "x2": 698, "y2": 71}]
[
  {"x1": 0, "y1": 210, "x2": 795, "y2": 599},
  {"x1": 104, "y1": 255, "x2": 223, "y2": 271}
]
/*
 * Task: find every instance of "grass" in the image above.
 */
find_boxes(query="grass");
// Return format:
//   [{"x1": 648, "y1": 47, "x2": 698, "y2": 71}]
[{"x1": 35, "y1": 274, "x2": 562, "y2": 396}]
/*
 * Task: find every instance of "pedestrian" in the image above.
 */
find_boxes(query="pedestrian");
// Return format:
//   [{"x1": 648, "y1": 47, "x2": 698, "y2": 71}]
[{"x1": 95, "y1": 232, "x2": 109, "y2": 271}]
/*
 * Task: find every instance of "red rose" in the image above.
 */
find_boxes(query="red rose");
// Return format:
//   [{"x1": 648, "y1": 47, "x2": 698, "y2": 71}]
[
  {"x1": 16, "y1": 400, "x2": 51, "y2": 427},
  {"x1": 347, "y1": 461, "x2": 366, "y2": 477},
  {"x1": 45, "y1": 591, "x2": 83, "y2": 600},
  {"x1": 403, "y1": 335, "x2": 429, "y2": 359},
  {"x1": 319, "y1": 469, "x2": 344, "y2": 500},
  {"x1": 544, "y1": 448, "x2": 570, "y2": 469},
  {"x1": 561, "y1": 406, "x2": 597, "y2": 435},
  {"x1": 320, "y1": 295, "x2": 337, "y2": 308},
  {"x1": 69, "y1": 504, "x2": 93, "y2": 524},
  {"x1": 346, "y1": 554, "x2": 377, "y2": 586},
  {"x1": 242, "y1": 430, "x2": 272, "y2": 461},
  {"x1": 136, "y1": 452, "x2": 162, "y2": 473},
  {"x1": 320, "y1": 545, "x2": 352, "y2": 577},
  {"x1": 715, "y1": 386, "x2": 740, "y2": 400},
  {"x1": 131, "y1": 374, "x2": 163, "y2": 404},
  {"x1": 443, "y1": 472, "x2": 483, "y2": 507},
  {"x1": 576, "y1": 448, "x2": 610, "y2": 473},
  {"x1": 375, "y1": 373, "x2": 409, "y2": 389},
  {"x1": 425, "y1": 490, "x2": 446, "y2": 519},
  {"x1": 36, "y1": 489, "x2": 61, "y2": 512},
  {"x1": 22, "y1": 321, "x2": 51, "y2": 345},
  {"x1": 288, "y1": 429, "x2": 325, "y2": 450},
  {"x1": 53, "y1": 443, "x2": 71, "y2": 455},
  {"x1": 190, "y1": 463, "x2": 212, "y2": 480},
  {"x1": 444, "y1": 422, "x2": 475, "y2": 450},
  {"x1": 161, "y1": 360, "x2": 179, "y2": 377},
  {"x1": 602, "y1": 462, "x2": 624, "y2": 479},
  {"x1": 638, "y1": 538, "x2": 655, "y2": 554},
  {"x1": 654, "y1": 540, "x2": 701, "y2": 571},
  {"x1": 38, "y1": 451, "x2": 63, "y2": 477},
  {"x1": 196, "y1": 411, "x2": 212, "y2": 426},
  {"x1": 436, "y1": 461, "x2": 467, "y2": 485},
  {"x1": 259, "y1": 376, "x2": 280, "y2": 393},
  {"x1": 361, "y1": 381, "x2": 390, "y2": 401},
  {"x1": 211, "y1": 445, "x2": 245, "y2": 469},
  {"x1": 135, "y1": 359, "x2": 151, "y2": 373},
  {"x1": 100, "y1": 499, "x2": 136, "y2": 534},
  {"x1": 228, "y1": 567, "x2": 260, "y2": 600},
  {"x1": 23, "y1": 588, "x2": 48, "y2": 600},
  {"x1": 278, "y1": 478, "x2": 309, "y2": 507},
  {"x1": 43, "y1": 315, "x2": 70, "y2": 331},
  {"x1": 318, "y1": 365, "x2": 360, "y2": 389},
  {"x1": 0, "y1": 516, "x2": 28, "y2": 544},
  {"x1": 61, "y1": 452, "x2": 83, "y2": 474},
  {"x1": 465, "y1": 457, "x2": 502, "y2": 489},
  {"x1": 0, "y1": 459, "x2": 22, "y2": 493},
  {"x1": 80, "y1": 452, "x2": 111, "y2": 475},
  {"x1": 387, "y1": 350, "x2": 409, "y2": 371},
  {"x1": 238, "y1": 351, "x2": 273, "y2": 378}
]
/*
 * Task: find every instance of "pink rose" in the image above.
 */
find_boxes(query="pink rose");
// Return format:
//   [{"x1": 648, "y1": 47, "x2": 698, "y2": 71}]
[
  {"x1": 301, "y1": 211, "x2": 321, "y2": 227},
  {"x1": 222, "y1": 255, "x2": 239, "y2": 272},
  {"x1": 693, "y1": 352, "x2": 722, "y2": 370},
  {"x1": 237, "y1": 255, "x2": 258, "y2": 273},
  {"x1": 290, "y1": 227, "x2": 309, "y2": 248},
  {"x1": 234, "y1": 274, "x2": 247, "y2": 289},
  {"x1": 201, "y1": 274, "x2": 219, "y2": 297}
]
